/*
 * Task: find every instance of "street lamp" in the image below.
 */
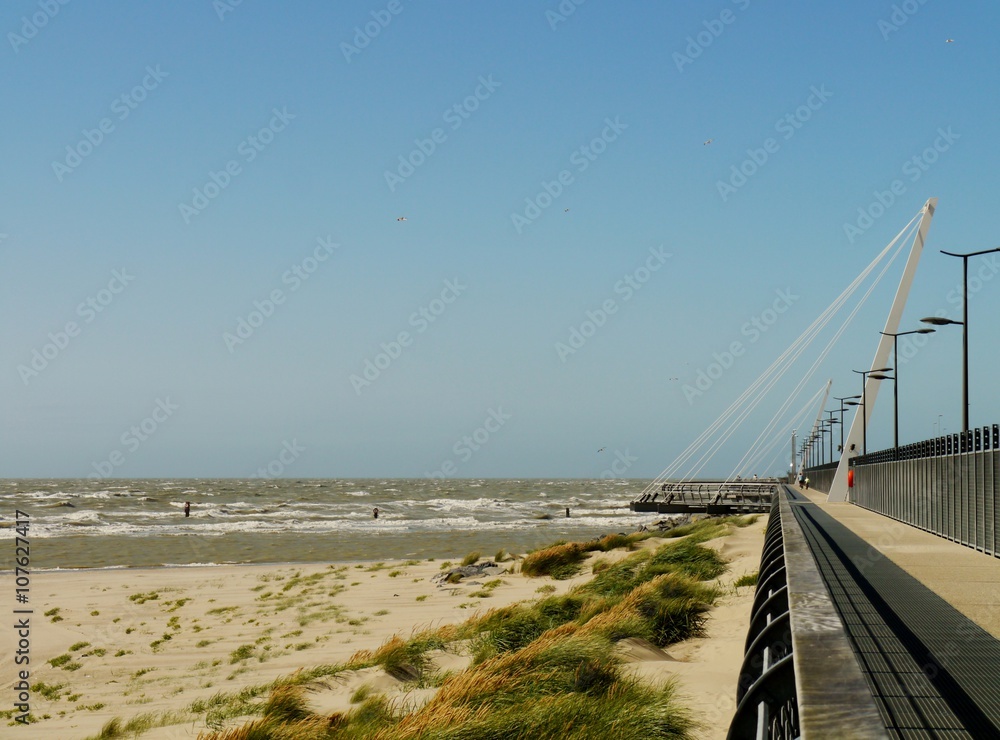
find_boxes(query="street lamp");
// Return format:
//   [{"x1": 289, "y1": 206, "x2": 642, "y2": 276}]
[
  {"x1": 833, "y1": 395, "x2": 861, "y2": 454},
  {"x1": 851, "y1": 367, "x2": 893, "y2": 455},
  {"x1": 924, "y1": 246, "x2": 1000, "y2": 432},
  {"x1": 879, "y1": 328, "x2": 936, "y2": 456}
]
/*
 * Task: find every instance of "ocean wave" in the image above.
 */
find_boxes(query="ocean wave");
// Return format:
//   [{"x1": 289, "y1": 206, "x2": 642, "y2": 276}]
[
  {"x1": 423, "y1": 497, "x2": 515, "y2": 511},
  {"x1": 24, "y1": 512, "x2": 657, "y2": 539}
]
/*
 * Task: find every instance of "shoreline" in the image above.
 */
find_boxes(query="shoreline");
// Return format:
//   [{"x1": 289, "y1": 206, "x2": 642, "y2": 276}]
[{"x1": 3, "y1": 517, "x2": 765, "y2": 739}]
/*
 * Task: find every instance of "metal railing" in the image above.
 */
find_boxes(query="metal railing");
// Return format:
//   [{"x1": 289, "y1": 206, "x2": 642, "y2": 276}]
[
  {"x1": 729, "y1": 488, "x2": 887, "y2": 739},
  {"x1": 633, "y1": 481, "x2": 778, "y2": 504},
  {"x1": 856, "y1": 424, "x2": 999, "y2": 465},
  {"x1": 729, "y1": 495, "x2": 797, "y2": 738},
  {"x1": 850, "y1": 424, "x2": 999, "y2": 556},
  {"x1": 804, "y1": 424, "x2": 999, "y2": 556}
]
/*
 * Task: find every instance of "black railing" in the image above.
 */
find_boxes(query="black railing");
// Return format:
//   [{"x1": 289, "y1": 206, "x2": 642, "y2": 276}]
[
  {"x1": 855, "y1": 424, "x2": 1000, "y2": 465},
  {"x1": 729, "y1": 495, "x2": 797, "y2": 738}
]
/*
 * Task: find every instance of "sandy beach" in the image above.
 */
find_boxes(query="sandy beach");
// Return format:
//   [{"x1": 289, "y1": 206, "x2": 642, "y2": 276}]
[{"x1": 5, "y1": 517, "x2": 766, "y2": 738}]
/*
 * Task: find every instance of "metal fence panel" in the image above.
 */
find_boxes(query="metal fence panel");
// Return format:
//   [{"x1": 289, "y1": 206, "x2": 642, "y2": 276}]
[
  {"x1": 987, "y1": 450, "x2": 1000, "y2": 557},
  {"x1": 976, "y1": 445, "x2": 985, "y2": 551},
  {"x1": 960, "y1": 453, "x2": 971, "y2": 547},
  {"x1": 944, "y1": 454, "x2": 956, "y2": 543}
]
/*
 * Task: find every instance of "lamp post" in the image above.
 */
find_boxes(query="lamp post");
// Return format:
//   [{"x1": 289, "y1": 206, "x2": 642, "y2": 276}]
[
  {"x1": 924, "y1": 246, "x2": 1000, "y2": 432},
  {"x1": 851, "y1": 367, "x2": 893, "y2": 455},
  {"x1": 834, "y1": 395, "x2": 861, "y2": 454},
  {"x1": 879, "y1": 328, "x2": 935, "y2": 456}
]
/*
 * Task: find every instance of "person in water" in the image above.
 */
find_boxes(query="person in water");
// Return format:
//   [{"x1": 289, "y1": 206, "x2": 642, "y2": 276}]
[
  {"x1": 184, "y1": 501, "x2": 191, "y2": 518},
  {"x1": 373, "y1": 507, "x2": 379, "y2": 519}
]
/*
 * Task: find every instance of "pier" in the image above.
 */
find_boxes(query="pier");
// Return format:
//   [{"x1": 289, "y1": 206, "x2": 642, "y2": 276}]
[{"x1": 630, "y1": 479, "x2": 777, "y2": 515}]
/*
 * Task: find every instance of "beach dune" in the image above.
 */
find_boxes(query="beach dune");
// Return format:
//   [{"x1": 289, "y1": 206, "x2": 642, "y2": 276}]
[{"x1": 5, "y1": 517, "x2": 765, "y2": 739}]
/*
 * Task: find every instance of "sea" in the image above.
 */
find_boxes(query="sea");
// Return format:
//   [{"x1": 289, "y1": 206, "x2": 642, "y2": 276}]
[{"x1": 2, "y1": 478, "x2": 662, "y2": 570}]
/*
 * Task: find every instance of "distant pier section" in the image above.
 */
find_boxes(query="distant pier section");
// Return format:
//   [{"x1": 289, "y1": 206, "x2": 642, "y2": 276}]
[{"x1": 630, "y1": 479, "x2": 778, "y2": 515}]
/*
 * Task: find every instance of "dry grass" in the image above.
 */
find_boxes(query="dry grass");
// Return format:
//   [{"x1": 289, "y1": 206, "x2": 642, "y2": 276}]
[{"x1": 195, "y1": 515, "x2": 756, "y2": 739}]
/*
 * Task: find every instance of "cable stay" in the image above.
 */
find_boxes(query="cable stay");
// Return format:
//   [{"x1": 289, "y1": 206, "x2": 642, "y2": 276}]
[{"x1": 638, "y1": 208, "x2": 924, "y2": 498}]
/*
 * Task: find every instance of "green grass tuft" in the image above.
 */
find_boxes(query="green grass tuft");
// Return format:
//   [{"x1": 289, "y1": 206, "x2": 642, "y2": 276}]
[
  {"x1": 734, "y1": 571, "x2": 759, "y2": 588},
  {"x1": 520, "y1": 542, "x2": 588, "y2": 579},
  {"x1": 460, "y1": 551, "x2": 481, "y2": 567}
]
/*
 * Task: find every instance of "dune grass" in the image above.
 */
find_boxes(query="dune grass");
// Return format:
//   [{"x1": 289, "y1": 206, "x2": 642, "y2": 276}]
[
  {"x1": 199, "y1": 632, "x2": 692, "y2": 740},
  {"x1": 459, "y1": 551, "x2": 481, "y2": 567},
  {"x1": 184, "y1": 515, "x2": 758, "y2": 739},
  {"x1": 520, "y1": 542, "x2": 589, "y2": 579}
]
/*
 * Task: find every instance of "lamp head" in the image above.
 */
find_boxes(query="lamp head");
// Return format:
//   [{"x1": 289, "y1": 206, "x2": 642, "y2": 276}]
[{"x1": 921, "y1": 316, "x2": 962, "y2": 326}]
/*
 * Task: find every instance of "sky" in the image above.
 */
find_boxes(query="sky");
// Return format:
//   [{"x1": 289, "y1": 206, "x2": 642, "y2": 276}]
[{"x1": 3, "y1": 1, "x2": 1000, "y2": 479}]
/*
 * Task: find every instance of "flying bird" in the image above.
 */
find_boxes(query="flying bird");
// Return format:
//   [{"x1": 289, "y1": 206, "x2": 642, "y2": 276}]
[
  {"x1": 703, "y1": 139, "x2": 713, "y2": 146},
  {"x1": 597, "y1": 447, "x2": 605, "y2": 453},
  {"x1": 564, "y1": 208, "x2": 570, "y2": 212},
  {"x1": 396, "y1": 217, "x2": 407, "y2": 221},
  {"x1": 945, "y1": 38, "x2": 954, "y2": 43}
]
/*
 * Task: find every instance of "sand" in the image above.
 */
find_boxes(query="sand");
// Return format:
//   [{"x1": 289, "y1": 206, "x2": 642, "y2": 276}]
[{"x1": 4, "y1": 518, "x2": 766, "y2": 739}]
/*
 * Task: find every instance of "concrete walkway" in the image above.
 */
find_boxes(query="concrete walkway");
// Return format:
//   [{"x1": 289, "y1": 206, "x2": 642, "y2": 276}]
[
  {"x1": 788, "y1": 486, "x2": 1000, "y2": 737},
  {"x1": 796, "y1": 487, "x2": 1000, "y2": 639}
]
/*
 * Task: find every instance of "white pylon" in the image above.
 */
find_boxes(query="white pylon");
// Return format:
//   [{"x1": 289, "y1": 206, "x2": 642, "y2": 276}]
[{"x1": 827, "y1": 198, "x2": 938, "y2": 502}]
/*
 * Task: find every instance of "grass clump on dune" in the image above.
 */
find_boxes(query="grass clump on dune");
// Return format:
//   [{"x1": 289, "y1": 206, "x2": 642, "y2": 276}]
[
  {"x1": 85, "y1": 711, "x2": 187, "y2": 740},
  {"x1": 520, "y1": 542, "x2": 589, "y2": 579},
  {"x1": 459, "y1": 551, "x2": 480, "y2": 567},
  {"x1": 661, "y1": 514, "x2": 757, "y2": 543},
  {"x1": 349, "y1": 630, "x2": 450, "y2": 681},
  {"x1": 519, "y1": 520, "x2": 741, "y2": 581}
]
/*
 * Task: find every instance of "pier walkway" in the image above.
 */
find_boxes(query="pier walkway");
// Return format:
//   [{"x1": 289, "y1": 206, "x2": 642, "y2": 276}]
[
  {"x1": 630, "y1": 480, "x2": 776, "y2": 515},
  {"x1": 786, "y1": 485, "x2": 1000, "y2": 737}
]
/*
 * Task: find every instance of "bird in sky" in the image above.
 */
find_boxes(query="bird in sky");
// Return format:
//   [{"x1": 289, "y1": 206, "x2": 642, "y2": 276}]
[
  {"x1": 946, "y1": 38, "x2": 954, "y2": 43},
  {"x1": 564, "y1": 208, "x2": 570, "y2": 212},
  {"x1": 597, "y1": 447, "x2": 606, "y2": 453},
  {"x1": 669, "y1": 377, "x2": 679, "y2": 381},
  {"x1": 396, "y1": 216, "x2": 407, "y2": 221},
  {"x1": 703, "y1": 139, "x2": 713, "y2": 145}
]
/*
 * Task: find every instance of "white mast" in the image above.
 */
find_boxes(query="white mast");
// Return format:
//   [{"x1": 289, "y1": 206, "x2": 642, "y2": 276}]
[{"x1": 827, "y1": 198, "x2": 938, "y2": 502}]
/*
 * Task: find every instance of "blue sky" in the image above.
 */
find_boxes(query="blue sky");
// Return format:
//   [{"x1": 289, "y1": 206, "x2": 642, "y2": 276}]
[{"x1": 3, "y1": 1, "x2": 999, "y2": 479}]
